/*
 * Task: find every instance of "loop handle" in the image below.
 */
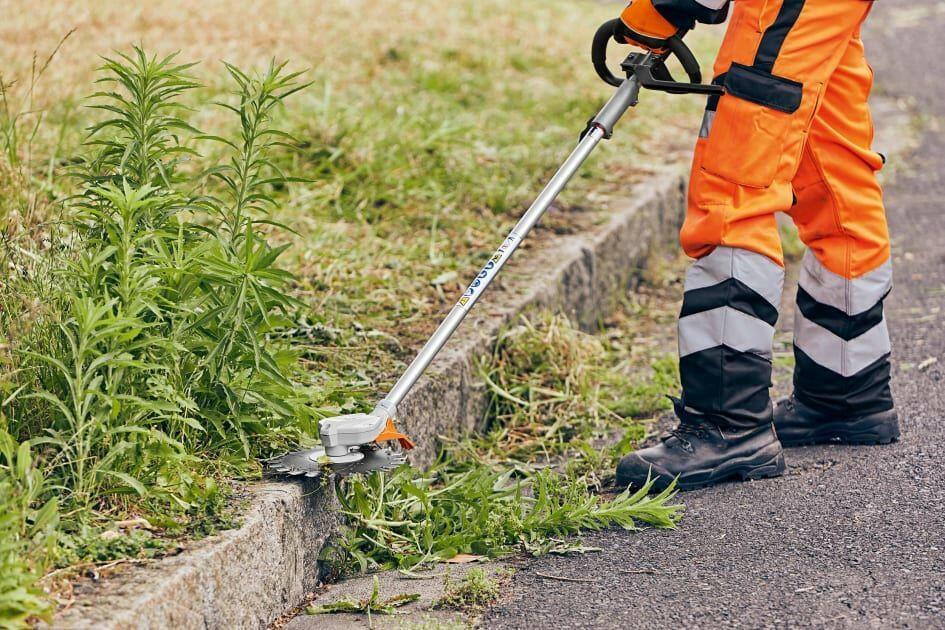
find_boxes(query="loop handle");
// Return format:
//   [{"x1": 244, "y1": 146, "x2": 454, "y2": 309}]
[
  {"x1": 592, "y1": 19, "x2": 625, "y2": 88},
  {"x1": 591, "y1": 19, "x2": 708, "y2": 90}
]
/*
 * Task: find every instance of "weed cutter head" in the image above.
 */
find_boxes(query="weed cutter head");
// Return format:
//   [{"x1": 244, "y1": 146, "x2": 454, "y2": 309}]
[
  {"x1": 266, "y1": 444, "x2": 407, "y2": 478},
  {"x1": 267, "y1": 409, "x2": 413, "y2": 477}
]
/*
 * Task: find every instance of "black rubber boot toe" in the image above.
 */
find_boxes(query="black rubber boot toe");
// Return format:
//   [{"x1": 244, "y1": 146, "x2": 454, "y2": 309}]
[
  {"x1": 616, "y1": 420, "x2": 786, "y2": 492},
  {"x1": 616, "y1": 452, "x2": 669, "y2": 488},
  {"x1": 774, "y1": 396, "x2": 900, "y2": 447}
]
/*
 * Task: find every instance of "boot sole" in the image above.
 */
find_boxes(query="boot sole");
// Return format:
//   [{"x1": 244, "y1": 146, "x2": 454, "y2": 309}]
[
  {"x1": 778, "y1": 412, "x2": 900, "y2": 448},
  {"x1": 669, "y1": 446, "x2": 786, "y2": 492}
]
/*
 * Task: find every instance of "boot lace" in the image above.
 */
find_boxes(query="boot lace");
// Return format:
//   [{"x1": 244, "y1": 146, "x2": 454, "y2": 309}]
[
  {"x1": 663, "y1": 396, "x2": 716, "y2": 452},
  {"x1": 665, "y1": 422, "x2": 712, "y2": 452}
]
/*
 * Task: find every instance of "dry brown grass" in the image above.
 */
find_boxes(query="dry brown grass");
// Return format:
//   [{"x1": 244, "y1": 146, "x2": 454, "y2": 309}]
[
  {"x1": 1, "y1": 1, "x2": 624, "y2": 107},
  {"x1": 0, "y1": 0, "x2": 717, "y2": 383}
]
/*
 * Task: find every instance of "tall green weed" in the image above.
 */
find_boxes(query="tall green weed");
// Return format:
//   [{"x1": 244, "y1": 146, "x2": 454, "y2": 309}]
[{"x1": 0, "y1": 48, "x2": 317, "y2": 624}]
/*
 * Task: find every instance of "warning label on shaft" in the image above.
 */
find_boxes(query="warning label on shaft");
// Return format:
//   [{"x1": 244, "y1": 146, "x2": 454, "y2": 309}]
[{"x1": 455, "y1": 233, "x2": 519, "y2": 311}]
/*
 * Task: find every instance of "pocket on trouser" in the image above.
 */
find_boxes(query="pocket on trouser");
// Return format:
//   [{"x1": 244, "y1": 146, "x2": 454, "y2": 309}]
[{"x1": 701, "y1": 63, "x2": 804, "y2": 189}]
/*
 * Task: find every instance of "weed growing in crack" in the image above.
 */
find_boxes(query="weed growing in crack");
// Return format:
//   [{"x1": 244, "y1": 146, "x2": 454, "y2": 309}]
[
  {"x1": 399, "y1": 618, "x2": 469, "y2": 630},
  {"x1": 434, "y1": 568, "x2": 506, "y2": 611},
  {"x1": 305, "y1": 575, "x2": 420, "y2": 621}
]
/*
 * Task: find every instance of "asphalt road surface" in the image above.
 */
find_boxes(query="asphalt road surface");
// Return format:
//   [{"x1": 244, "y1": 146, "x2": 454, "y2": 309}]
[{"x1": 482, "y1": 1, "x2": 945, "y2": 627}]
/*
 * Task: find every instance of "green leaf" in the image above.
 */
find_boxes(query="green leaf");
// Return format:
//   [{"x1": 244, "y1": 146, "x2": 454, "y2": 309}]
[{"x1": 102, "y1": 470, "x2": 149, "y2": 497}]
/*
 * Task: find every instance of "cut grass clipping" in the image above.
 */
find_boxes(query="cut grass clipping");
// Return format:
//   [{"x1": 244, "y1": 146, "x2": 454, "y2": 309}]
[
  {"x1": 335, "y1": 314, "x2": 683, "y2": 574},
  {"x1": 306, "y1": 575, "x2": 420, "y2": 619},
  {"x1": 474, "y1": 313, "x2": 677, "y2": 468},
  {"x1": 338, "y1": 450, "x2": 681, "y2": 573}
]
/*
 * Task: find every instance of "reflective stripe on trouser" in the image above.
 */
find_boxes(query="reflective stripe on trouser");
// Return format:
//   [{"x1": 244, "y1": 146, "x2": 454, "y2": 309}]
[
  {"x1": 678, "y1": 247, "x2": 784, "y2": 429},
  {"x1": 679, "y1": 0, "x2": 892, "y2": 426},
  {"x1": 793, "y1": 251, "x2": 894, "y2": 415}
]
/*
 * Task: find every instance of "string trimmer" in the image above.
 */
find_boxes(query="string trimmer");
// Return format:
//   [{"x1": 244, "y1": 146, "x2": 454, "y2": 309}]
[{"x1": 267, "y1": 20, "x2": 722, "y2": 478}]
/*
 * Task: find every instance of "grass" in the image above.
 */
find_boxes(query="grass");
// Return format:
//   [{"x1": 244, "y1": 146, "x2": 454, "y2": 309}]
[
  {"x1": 435, "y1": 568, "x2": 505, "y2": 611},
  {"x1": 0, "y1": 0, "x2": 717, "y2": 623},
  {"x1": 3, "y1": 0, "x2": 716, "y2": 379},
  {"x1": 334, "y1": 311, "x2": 684, "y2": 575},
  {"x1": 471, "y1": 313, "x2": 677, "y2": 468}
]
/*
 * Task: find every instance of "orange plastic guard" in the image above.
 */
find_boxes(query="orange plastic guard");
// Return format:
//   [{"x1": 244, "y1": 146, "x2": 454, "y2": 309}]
[{"x1": 374, "y1": 418, "x2": 415, "y2": 450}]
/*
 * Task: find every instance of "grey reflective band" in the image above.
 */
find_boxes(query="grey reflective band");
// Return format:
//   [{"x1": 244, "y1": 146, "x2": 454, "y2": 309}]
[
  {"x1": 684, "y1": 246, "x2": 784, "y2": 309},
  {"x1": 794, "y1": 313, "x2": 891, "y2": 377},
  {"x1": 792, "y1": 252, "x2": 894, "y2": 413},
  {"x1": 699, "y1": 109, "x2": 715, "y2": 138},
  {"x1": 678, "y1": 246, "x2": 781, "y2": 428},
  {"x1": 679, "y1": 307, "x2": 776, "y2": 359},
  {"x1": 798, "y1": 251, "x2": 892, "y2": 315},
  {"x1": 794, "y1": 252, "x2": 893, "y2": 378}
]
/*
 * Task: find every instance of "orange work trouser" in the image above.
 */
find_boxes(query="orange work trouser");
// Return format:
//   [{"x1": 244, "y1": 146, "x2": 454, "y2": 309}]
[{"x1": 677, "y1": 0, "x2": 894, "y2": 429}]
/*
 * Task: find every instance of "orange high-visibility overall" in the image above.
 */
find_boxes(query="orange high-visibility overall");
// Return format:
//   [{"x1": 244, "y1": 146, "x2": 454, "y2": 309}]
[{"x1": 675, "y1": 0, "x2": 893, "y2": 428}]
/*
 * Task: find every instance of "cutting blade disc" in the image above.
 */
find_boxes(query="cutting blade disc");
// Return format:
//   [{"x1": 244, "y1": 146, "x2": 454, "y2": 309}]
[
  {"x1": 266, "y1": 445, "x2": 407, "y2": 478},
  {"x1": 265, "y1": 446, "x2": 328, "y2": 477},
  {"x1": 334, "y1": 447, "x2": 408, "y2": 475}
]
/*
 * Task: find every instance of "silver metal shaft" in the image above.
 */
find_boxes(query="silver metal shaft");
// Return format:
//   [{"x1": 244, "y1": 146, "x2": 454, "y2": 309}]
[{"x1": 382, "y1": 75, "x2": 642, "y2": 410}]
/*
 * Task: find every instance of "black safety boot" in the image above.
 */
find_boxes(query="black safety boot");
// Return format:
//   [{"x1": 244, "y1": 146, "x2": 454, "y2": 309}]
[
  {"x1": 773, "y1": 395, "x2": 900, "y2": 447},
  {"x1": 616, "y1": 403, "x2": 785, "y2": 491}
]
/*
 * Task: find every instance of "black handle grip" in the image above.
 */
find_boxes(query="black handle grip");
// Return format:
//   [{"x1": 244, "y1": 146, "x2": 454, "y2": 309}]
[
  {"x1": 592, "y1": 19, "x2": 624, "y2": 88},
  {"x1": 591, "y1": 19, "x2": 705, "y2": 88},
  {"x1": 665, "y1": 35, "x2": 702, "y2": 85}
]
